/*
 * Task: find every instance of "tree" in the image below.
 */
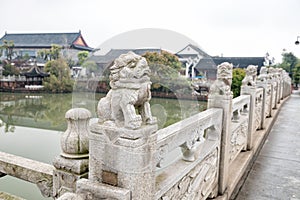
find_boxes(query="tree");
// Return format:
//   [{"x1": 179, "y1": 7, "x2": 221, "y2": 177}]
[
  {"x1": 43, "y1": 58, "x2": 74, "y2": 92},
  {"x1": 143, "y1": 50, "x2": 182, "y2": 71},
  {"x1": 0, "y1": 40, "x2": 15, "y2": 61},
  {"x1": 38, "y1": 44, "x2": 62, "y2": 61},
  {"x1": 142, "y1": 51, "x2": 190, "y2": 94},
  {"x1": 2, "y1": 62, "x2": 19, "y2": 76},
  {"x1": 277, "y1": 52, "x2": 300, "y2": 86},
  {"x1": 142, "y1": 51, "x2": 183, "y2": 81},
  {"x1": 293, "y1": 62, "x2": 300, "y2": 86},
  {"x1": 82, "y1": 60, "x2": 98, "y2": 76},
  {"x1": 77, "y1": 51, "x2": 89, "y2": 66},
  {"x1": 231, "y1": 68, "x2": 246, "y2": 98},
  {"x1": 278, "y1": 52, "x2": 297, "y2": 77}
]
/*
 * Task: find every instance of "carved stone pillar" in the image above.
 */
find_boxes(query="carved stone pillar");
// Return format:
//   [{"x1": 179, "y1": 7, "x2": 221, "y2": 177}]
[
  {"x1": 257, "y1": 67, "x2": 270, "y2": 128},
  {"x1": 53, "y1": 108, "x2": 91, "y2": 198},
  {"x1": 88, "y1": 124, "x2": 157, "y2": 200},
  {"x1": 84, "y1": 51, "x2": 158, "y2": 200},
  {"x1": 278, "y1": 68, "x2": 284, "y2": 100},
  {"x1": 282, "y1": 70, "x2": 292, "y2": 98},
  {"x1": 268, "y1": 67, "x2": 277, "y2": 112},
  {"x1": 208, "y1": 62, "x2": 233, "y2": 194},
  {"x1": 270, "y1": 67, "x2": 280, "y2": 109},
  {"x1": 241, "y1": 65, "x2": 258, "y2": 150}
]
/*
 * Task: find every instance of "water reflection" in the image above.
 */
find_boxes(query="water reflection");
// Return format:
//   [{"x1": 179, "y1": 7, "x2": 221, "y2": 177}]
[
  {"x1": 0, "y1": 92, "x2": 207, "y2": 132},
  {"x1": 0, "y1": 93, "x2": 73, "y2": 133}
]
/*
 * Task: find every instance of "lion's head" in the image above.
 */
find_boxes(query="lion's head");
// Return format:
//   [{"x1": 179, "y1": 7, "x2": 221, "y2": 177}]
[
  {"x1": 109, "y1": 51, "x2": 151, "y2": 89},
  {"x1": 245, "y1": 65, "x2": 257, "y2": 76},
  {"x1": 260, "y1": 67, "x2": 268, "y2": 75}
]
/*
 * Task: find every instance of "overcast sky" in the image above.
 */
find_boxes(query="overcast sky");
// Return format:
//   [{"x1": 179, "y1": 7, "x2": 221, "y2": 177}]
[{"x1": 1, "y1": 0, "x2": 300, "y2": 63}]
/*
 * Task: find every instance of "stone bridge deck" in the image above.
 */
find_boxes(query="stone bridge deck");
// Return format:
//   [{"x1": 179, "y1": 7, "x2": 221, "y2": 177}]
[{"x1": 236, "y1": 91, "x2": 300, "y2": 200}]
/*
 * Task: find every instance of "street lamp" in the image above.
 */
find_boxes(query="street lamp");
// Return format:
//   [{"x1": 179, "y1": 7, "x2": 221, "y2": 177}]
[{"x1": 295, "y1": 36, "x2": 300, "y2": 45}]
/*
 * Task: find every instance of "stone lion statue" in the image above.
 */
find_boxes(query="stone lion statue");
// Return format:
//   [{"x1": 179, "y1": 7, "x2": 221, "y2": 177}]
[
  {"x1": 257, "y1": 67, "x2": 268, "y2": 82},
  {"x1": 97, "y1": 51, "x2": 157, "y2": 130},
  {"x1": 268, "y1": 67, "x2": 276, "y2": 80},
  {"x1": 209, "y1": 62, "x2": 233, "y2": 96},
  {"x1": 242, "y1": 65, "x2": 257, "y2": 87}
]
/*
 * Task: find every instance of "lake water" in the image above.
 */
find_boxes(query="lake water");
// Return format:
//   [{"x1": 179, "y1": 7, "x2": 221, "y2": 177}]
[{"x1": 0, "y1": 92, "x2": 207, "y2": 199}]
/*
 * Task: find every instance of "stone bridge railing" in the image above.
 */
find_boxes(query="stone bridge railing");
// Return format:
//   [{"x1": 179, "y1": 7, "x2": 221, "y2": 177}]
[
  {"x1": 0, "y1": 58, "x2": 292, "y2": 200},
  {"x1": 155, "y1": 108, "x2": 222, "y2": 199}
]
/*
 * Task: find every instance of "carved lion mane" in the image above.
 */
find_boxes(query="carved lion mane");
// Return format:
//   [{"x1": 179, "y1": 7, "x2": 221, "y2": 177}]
[
  {"x1": 242, "y1": 65, "x2": 257, "y2": 87},
  {"x1": 97, "y1": 51, "x2": 157, "y2": 129},
  {"x1": 209, "y1": 62, "x2": 233, "y2": 96}
]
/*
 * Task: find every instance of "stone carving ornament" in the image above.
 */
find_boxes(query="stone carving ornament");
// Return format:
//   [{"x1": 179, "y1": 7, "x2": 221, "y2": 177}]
[
  {"x1": 209, "y1": 62, "x2": 233, "y2": 96},
  {"x1": 229, "y1": 123, "x2": 247, "y2": 162},
  {"x1": 159, "y1": 149, "x2": 218, "y2": 200},
  {"x1": 257, "y1": 67, "x2": 269, "y2": 82},
  {"x1": 242, "y1": 65, "x2": 257, "y2": 87},
  {"x1": 97, "y1": 51, "x2": 157, "y2": 129}
]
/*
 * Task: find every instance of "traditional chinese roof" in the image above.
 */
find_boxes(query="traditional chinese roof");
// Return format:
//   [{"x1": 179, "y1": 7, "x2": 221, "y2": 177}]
[
  {"x1": 0, "y1": 31, "x2": 93, "y2": 51},
  {"x1": 211, "y1": 57, "x2": 265, "y2": 68},
  {"x1": 90, "y1": 48, "x2": 162, "y2": 63},
  {"x1": 176, "y1": 44, "x2": 210, "y2": 58},
  {"x1": 22, "y1": 65, "x2": 49, "y2": 78}
]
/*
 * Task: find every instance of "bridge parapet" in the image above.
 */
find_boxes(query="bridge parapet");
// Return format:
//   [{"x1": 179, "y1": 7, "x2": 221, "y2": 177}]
[
  {"x1": 0, "y1": 151, "x2": 53, "y2": 197},
  {"x1": 0, "y1": 52, "x2": 292, "y2": 200},
  {"x1": 155, "y1": 108, "x2": 222, "y2": 199},
  {"x1": 230, "y1": 95, "x2": 250, "y2": 163}
]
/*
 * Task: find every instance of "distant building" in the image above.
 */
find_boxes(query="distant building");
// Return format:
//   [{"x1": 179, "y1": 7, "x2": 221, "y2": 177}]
[
  {"x1": 0, "y1": 31, "x2": 93, "y2": 62},
  {"x1": 212, "y1": 56, "x2": 266, "y2": 70},
  {"x1": 176, "y1": 44, "x2": 266, "y2": 80},
  {"x1": 176, "y1": 44, "x2": 217, "y2": 80},
  {"x1": 89, "y1": 44, "x2": 267, "y2": 80},
  {"x1": 89, "y1": 48, "x2": 162, "y2": 75},
  {"x1": 22, "y1": 64, "x2": 49, "y2": 86}
]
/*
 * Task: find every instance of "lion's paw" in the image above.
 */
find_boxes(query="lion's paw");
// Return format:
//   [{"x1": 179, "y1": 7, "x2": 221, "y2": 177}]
[{"x1": 126, "y1": 115, "x2": 142, "y2": 129}]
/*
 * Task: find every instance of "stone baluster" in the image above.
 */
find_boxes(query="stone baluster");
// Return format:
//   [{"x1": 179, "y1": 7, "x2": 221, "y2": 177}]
[
  {"x1": 283, "y1": 70, "x2": 292, "y2": 98},
  {"x1": 208, "y1": 62, "x2": 233, "y2": 194},
  {"x1": 256, "y1": 66, "x2": 269, "y2": 128},
  {"x1": 267, "y1": 67, "x2": 276, "y2": 114},
  {"x1": 270, "y1": 67, "x2": 279, "y2": 109},
  {"x1": 241, "y1": 65, "x2": 258, "y2": 150},
  {"x1": 278, "y1": 69, "x2": 283, "y2": 100},
  {"x1": 53, "y1": 108, "x2": 91, "y2": 198},
  {"x1": 78, "y1": 52, "x2": 158, "y2": 200},
  {"x1": 275, "y1": 68, "x2": 282, "y2": 103}
]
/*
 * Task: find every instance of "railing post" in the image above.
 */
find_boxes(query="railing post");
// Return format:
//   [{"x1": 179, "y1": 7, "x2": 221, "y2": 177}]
[
  {"x1": 257, "y1": 67, "x2": 270, "y2": 128},
  {"x1": 81, "y1": 52, "x2": 158, "y2": 200},
  {"x1": 278, "y1": 68, "x2": 284, "y2": 100},
  {"x1": 269, "y1": 67, "x2": 279, "y2": 109},
  {"x1": 208, "y1": 62, "x2": 233, "y2": 194},
  {"x1": 275, "y1": 68, "x2": 282, "y2": 103},
  {"x1": 282, "y1": 70, "x2": 292, "y2": 98},
  {"x1": 241, "y1": 65, "x2": 258, "y2": 150},
  {"x1": 53, "y1": 108, "x2": 91, "y2": 198}
]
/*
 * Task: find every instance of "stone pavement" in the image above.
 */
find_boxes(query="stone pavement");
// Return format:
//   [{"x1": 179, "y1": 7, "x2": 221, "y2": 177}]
[{"x1": 236, "y1": 91, "x2": 300, "y2": 200}]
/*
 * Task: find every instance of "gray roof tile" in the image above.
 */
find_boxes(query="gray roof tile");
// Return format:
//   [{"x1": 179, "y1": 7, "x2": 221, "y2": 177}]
[{"x1": 0, "y1": 32, "x2": 93, "y2": 51}]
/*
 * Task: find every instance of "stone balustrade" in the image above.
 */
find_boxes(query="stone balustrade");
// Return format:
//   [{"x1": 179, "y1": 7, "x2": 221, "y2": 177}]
[
  {"x1": 0, "y1": 54, "x2": 292, "y2": 200},
  {"x1": 230, "y1": 95, "x2": 250, "y2": 164},
  {"x1": 0, "y1": 151, "x2": 53, "y2": 198},
  {"x1": 155, "y1": 108, "x2": 223, "y2": 199}
]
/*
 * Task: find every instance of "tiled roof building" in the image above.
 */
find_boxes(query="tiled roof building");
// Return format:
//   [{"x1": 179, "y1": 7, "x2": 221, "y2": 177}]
[
  {"x1": 0, "y1": 31, "x2": 93, "y2": 61},
  {"x1": 89, "y1": 48, "x2": 162, "y2": 74},
  {"x1": 176, "y1": 44, "x2": 266, "y2": 80}
]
